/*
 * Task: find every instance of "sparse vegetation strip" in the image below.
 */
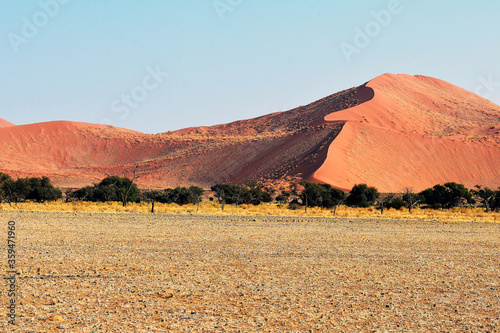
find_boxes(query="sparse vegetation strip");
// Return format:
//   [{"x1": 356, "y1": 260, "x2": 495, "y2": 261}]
[{"x1": 1, "y1": 172, "x2": 499, "y2": 219}]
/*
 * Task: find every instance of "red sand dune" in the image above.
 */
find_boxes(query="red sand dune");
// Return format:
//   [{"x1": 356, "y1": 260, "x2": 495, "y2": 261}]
[
  {"x1": 313, "y1": 74, "x2": 500, "y2": 191},
  {"x1": 0, "y1": 118, "x2": 15, "y2": 128},
  {"x1": 0, "y1": 74, "x2": 499, "y2": 192}
]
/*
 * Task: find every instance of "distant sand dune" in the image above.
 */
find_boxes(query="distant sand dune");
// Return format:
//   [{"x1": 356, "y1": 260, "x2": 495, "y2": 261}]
[
  {"x1": 0, "y1": 74, "x2": 499, "y2": 191},
  {"x1": 312, "y1": 74, "x2": 500, "y2": 191}
]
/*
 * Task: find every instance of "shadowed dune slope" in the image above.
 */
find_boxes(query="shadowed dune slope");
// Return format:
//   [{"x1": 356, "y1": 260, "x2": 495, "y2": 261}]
[{"x1": 0, "y1": 73, "x2": 499, "y2": 191}]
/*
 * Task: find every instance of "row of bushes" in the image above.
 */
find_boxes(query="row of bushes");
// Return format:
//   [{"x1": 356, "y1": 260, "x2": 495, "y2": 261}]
[
  {"x1": 384, "y1": 183, "x2": 500, "y2": 212},
  {"x1": 0, "y1": 173, "x2": 62, "y2": 203},
  {"x1": 68, "y1": 177, "x2": 205, "y2": 207},
  {"x1": 1, "y1": 172, "x2": 499, "y2": 212}
]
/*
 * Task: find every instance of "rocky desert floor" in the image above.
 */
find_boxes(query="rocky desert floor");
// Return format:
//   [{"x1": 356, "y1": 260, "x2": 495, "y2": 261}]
[{"x1": 1, "y1": 211, "x2": 499, "y2": 332}]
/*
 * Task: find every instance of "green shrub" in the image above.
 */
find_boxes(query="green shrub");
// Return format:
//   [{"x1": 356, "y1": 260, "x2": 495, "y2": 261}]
[
  {"x1": 346, "y1": 184, "x2": 379, "y2": 207},
  {"x1": 420, "y1": 182, "x2": 474, "y2": 209}
]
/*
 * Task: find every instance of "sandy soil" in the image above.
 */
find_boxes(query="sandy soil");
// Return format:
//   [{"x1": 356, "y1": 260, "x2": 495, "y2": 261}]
[{"x1": 1, "y1": 211, "x2": 499, "y2": 332}]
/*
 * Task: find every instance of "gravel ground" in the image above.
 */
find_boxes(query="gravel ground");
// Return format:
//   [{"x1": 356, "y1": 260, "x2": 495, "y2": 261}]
[{"x1": 1, "y1": 211, "x2": 499, "y2": 332}]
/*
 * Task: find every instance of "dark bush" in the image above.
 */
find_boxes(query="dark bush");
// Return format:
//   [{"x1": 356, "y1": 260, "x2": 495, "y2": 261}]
[
  {"x1": 0, "y1": 174, "x2": 61, "y2": 203},
  {"x1": 387, "y1": 197, "x2": 406, "y2": 210},
  {"x1": 275, "y1": 190, "x2": 290, "y2": 206},
  {"x1": 0, "y1": 173, "x2": 13, "y2": 202},
  {"x1": 25, "y1": 176, "x2": 63, "y2": 202},
  {"x1": 346, "y1": 184, "x2": 379, "y2": 207},
  {"x1": 420, "y1": 182, "x2": 474, "y2": 209},
  {"x1": 299, "y1": 181, "x2": 346, "y2": 209},
  {"x1": 211, "y1": 184, "x2": 251, "y2": 206},
  {"x1": 211, "y1": 183, "x2": 273, "y2": 206},
  {"x1": 156, "y1": 186, "x2": 204, "y2": 205},
  {"x1": 492, "y1": 188, "x2": 500, "y2": 212},
  {"x1": 71, "y1": 176, "x2": 140, "y2": 204}
]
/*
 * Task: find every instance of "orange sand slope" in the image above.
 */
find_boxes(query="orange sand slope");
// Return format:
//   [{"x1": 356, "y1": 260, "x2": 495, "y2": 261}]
[
  {"x1": 312, "y1": 74, "x2": 500, "y2": 192},
  {"x1": 0, "y1": 73, "x2": 499, "y2": 191},
  {"x1": 0, "y1": 118, "x2": 15, "y2": 128}
]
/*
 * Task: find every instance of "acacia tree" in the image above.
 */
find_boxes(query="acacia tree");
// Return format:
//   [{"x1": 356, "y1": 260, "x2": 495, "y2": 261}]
[
  {"x1": 403, "y1": 187, "x2": 421, "y2": 213},
  {"x1": 144, "y1": 189, "x2": 161, "y2": 213},
  {"x1": 25, "y1": 176, "x2": 62, "y2": 202},
  {"x1": 376, "y1": 195, "x2": 393, "y2": 214},
  {"x1": 188, "y1": 186, "x2": 204, "y2": 213},
  {"x1": 472, "y1": 185, "x2": 495, "y2": 212},
  {"x1": 247, "y1": 181, "x2": 273, "y2": 205},
  {"x1": 0, "y1": 175, "x2": 61, "y2": 203},
  {"x1": 106, "y1": 166, "x2": 140, "y2": 207},
  {"x1": 5, "y1": 178, "x2": 30, "y2": 203},
  {"x1": 287, "y1": 182, "x2": 302, "y2": 210},
  {"x1": 211, "y1": 184, "x2": 227, "y2": 210},
  {"x1": 299, "y1": 181, "x2": 321, "y2": 211},
  {"x1": 330, "y1": 187, "x2": 346, "y2": 215}
]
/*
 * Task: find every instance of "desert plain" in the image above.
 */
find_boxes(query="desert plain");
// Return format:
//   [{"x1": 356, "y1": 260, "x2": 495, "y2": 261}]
[{"x1": 1, "y1": 211, "x2": 499, "y2": 332}]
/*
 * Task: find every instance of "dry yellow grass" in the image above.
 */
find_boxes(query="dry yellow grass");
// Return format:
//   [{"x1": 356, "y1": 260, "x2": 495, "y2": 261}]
[{"x1": 1, "y1": 201, "x2": 499, "y2": 223}]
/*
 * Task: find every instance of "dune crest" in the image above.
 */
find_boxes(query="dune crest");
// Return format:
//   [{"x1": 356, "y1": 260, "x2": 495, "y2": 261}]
[{"x1": 0, "y1": 118, "x2": 15, "y2": 128}]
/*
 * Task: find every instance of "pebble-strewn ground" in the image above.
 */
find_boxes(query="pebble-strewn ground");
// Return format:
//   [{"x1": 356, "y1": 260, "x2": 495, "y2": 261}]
[{"x1": 1, "y1": 211, "x2": 499, "y2": 332}]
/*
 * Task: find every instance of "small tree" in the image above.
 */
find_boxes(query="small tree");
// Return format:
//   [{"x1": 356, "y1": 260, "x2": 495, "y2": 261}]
[
  {"x1": 0, "y1": 176, "x2": 62, "y2": 203},
  {"x1": 232, "y1": 185, "x2": 250, "y2": 206},
  {"x1": 247, "y1": 181, "x2": 273, "y2": 205},
  {"x1": 403, "y1": 187, "x2": 420, "y2": 213},
  {"x1": 104, "y1": 167, "x2": 140, "y2": 206},
  {"x1": 376, "y1": 195, "x2": 393, "y2": 214},
  {"x1": 299, "y1": 181, "x2": 323, "y2": 211},
  {"x1": 211, "y1": 184, "x2": 227, "y2": 210},
  {"x1": 8, "y1": 178, "x2": 31, "y2": 203},
  {"x1": 472, "y1": 185, "x2": 495, "y2": 212},
  {"x1": 25, "y1": 176, "x2": 62, "y2": 202},
  {"x1": 387, "y1": 196, "x2": 406, "y2": 210},
  {"x1": 72, "y1": 186, "x2": 96, "y2": 201},
  {"x1": 188, "y1": 186, "x2": 204, "y2": 213},
  {"x1": 288, "y1": 182, "x2": 301, "y2": 208},
  {"x1": 144, "y1": 190, "x2": 161, "y2": 213},
  {"x1": 444, "y1": 182, "x2": 474, "y2": 208},
  {"x1": 330, "y1": 188, "x2": 346, "y2": 215}
]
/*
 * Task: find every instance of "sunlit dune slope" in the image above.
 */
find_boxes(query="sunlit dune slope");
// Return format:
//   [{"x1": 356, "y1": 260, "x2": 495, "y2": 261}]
[{"x1": 0, "y1": 118, "x2": 15, "y2": 128}]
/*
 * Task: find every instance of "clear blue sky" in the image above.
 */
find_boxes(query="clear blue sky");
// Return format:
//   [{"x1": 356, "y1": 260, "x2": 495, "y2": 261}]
[{"x1": 1, "y1": 0, "x2": 499, "y2": 134}]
